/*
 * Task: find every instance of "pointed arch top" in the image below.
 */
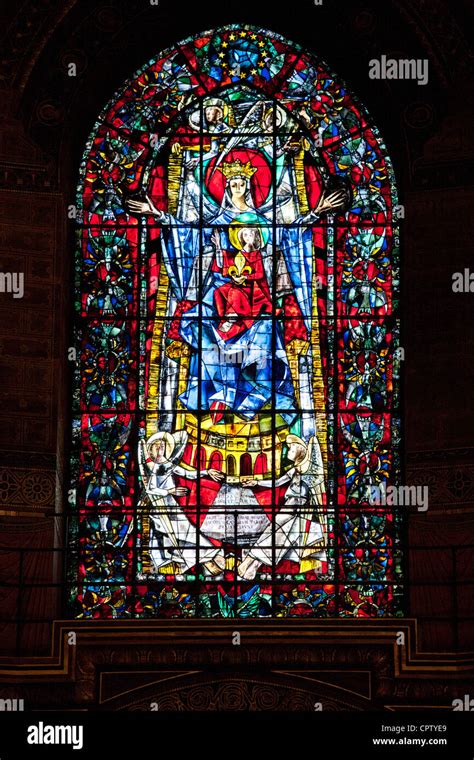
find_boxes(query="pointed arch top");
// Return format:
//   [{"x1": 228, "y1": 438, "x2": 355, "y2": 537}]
[{"x1": 78, "y1": 23, "x2": 397, "y2": 225}]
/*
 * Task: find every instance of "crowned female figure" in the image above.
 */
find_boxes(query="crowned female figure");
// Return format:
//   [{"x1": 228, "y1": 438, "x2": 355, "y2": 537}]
[{"x1": 127, "y1": 157, "x2": 345, "y2": 429}]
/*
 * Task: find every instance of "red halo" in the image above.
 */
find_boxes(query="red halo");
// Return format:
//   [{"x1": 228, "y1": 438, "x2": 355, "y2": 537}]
[{"x1": 205, "y1": 148, "x2": 272, "y2": 208}]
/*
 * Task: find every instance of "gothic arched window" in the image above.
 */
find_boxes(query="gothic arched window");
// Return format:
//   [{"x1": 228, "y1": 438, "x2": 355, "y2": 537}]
[{"x1": 69, "y1": 24, "x2": 401, "y2": 619}]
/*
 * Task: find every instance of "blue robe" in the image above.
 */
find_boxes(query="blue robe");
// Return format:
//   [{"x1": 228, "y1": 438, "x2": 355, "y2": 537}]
[{"x1": 159, "y1": 205, "x2": 315, "y2": 425}]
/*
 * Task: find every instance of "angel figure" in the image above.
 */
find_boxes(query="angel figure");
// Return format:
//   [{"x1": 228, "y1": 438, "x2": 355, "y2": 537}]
[
  {"x1": 138, "y1": 431, "x2": 224, "y2": 575},
  {"x1": 238, "y1": 434, "x2": 327, "y2": 580}
]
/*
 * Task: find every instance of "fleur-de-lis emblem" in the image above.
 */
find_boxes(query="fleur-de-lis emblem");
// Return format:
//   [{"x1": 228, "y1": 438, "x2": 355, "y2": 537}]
[{"x1": 228, "y1": 250, "x2": 252, "y2": 279}]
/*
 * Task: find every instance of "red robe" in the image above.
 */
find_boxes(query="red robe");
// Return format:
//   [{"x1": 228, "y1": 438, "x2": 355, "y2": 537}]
[{"x1": 212, "y1": 247, "x2": 273, "y2": 340}]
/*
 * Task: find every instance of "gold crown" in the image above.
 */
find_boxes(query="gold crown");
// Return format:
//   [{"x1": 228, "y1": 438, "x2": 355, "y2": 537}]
[{"x1": 219, "y1": 159, "x2": 258, "y2": 180}]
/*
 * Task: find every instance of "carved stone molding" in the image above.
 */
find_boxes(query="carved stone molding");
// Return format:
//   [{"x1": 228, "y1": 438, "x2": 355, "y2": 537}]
[{"x1": 0, "y1": 620, "x2": 472, "y2": 710}]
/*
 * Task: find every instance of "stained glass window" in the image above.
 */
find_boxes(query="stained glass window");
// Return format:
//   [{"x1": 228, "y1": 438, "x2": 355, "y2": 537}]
[{"x1": 68, "y1": 24, "x2": 402, "y2": 619}]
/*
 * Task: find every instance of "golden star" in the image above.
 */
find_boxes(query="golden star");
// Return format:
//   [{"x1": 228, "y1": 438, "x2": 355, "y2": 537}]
[
  {"x1": 240, "y1": 72, "x2": 246, "y2": 79},
  {"x1": 229, "y1": 33, "x2": 236, "y2": 41},
  {"x1": 250, "y1": 68, "x2": 258, "y2": 76},
  {"x1": 258, "y1": 40, "x2": 265, "y2": 47},
  {"x1": 218, "y1": 52, "x2": 225, "y2": 58},
  {"x1": 240, "y1": 30, "x2": 247, "y2": 37},
  {"x1": 250, "y1": 33, "x2": 257, "y2": 40},
  {"x1": 258, "y1": 61, "x2": 265, "y2": 68},
  {"x1": 222, "y1": 41, "x2": 228, "y2": 48}
]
